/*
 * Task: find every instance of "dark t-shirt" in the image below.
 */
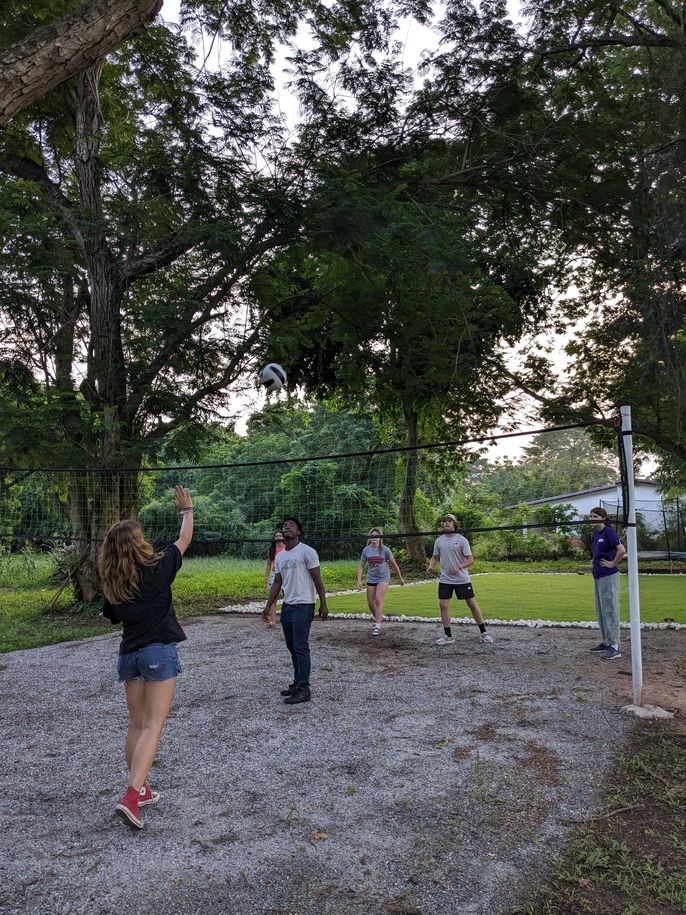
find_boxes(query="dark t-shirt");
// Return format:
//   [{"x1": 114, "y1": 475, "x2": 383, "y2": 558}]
[
  {"x1": 102, "y1": 545, "x2": 186, "y2": 654},
  {"x1": 592, "y1": 526, "x2": 622, "y2": 579}
]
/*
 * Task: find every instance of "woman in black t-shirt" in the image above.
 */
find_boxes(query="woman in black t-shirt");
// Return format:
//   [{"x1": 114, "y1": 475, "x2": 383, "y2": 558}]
[{"x1": 99, "y1": 485, "x2": 193, "y2": 830}]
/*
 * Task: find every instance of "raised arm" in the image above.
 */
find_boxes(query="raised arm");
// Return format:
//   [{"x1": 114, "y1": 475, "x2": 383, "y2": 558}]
[{"x1": 173, "y1": 485, "x2": 194, "y2": 555}]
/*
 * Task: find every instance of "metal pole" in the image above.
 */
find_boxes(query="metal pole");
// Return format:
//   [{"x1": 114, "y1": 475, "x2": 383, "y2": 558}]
[{"x1": 621, "y1": 405, "x2": 642, "y2": 707}]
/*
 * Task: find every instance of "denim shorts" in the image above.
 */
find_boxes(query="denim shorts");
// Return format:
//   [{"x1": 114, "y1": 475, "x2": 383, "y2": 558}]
[{"x1": 117, "y1": 642, "x2": 182, "y2": 683}]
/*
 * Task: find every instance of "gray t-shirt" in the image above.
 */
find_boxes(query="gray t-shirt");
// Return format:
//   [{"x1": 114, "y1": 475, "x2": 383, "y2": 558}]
[
  {"x1": 360, "y1": 544, "x2": 394, "y2": 584},
  {"x1": 432, "y1": 533, "x2": 472, "y2": 584}
]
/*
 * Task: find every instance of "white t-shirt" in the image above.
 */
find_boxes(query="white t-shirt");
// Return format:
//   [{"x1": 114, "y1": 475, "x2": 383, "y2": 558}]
[
  {"x1": 432, "y1": 533, "x2": 472, "y2": 584},
  {"x1": 274, "y1": 541, "x2": 320, "y2": 604}
]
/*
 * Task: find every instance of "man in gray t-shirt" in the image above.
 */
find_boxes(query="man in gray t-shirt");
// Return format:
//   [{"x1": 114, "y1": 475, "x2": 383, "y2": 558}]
[{"x1": 427, "y1": 514, "x2": 493, "y2": 646}]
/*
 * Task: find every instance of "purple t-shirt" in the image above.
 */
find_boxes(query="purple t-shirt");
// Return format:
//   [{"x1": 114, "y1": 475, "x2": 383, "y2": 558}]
[{"x1": 592, "y1": 526, "x2": 622, "y2": 579}]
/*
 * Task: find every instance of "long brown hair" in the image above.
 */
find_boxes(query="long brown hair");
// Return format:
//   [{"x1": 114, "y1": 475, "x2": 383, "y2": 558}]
[{"x1": 98, "y1": 520, "x2": 163, "y2": 604}]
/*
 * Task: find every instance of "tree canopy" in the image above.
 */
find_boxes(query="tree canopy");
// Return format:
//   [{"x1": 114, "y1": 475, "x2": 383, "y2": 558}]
[{"x1": 1, "y1": 0, "x2": 685, "y2": 595}]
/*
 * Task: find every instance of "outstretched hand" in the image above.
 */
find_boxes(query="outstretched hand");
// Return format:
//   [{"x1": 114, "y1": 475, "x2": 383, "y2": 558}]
[{"x1": 173, "y1": 485, "x2": 193, "y2": 511}]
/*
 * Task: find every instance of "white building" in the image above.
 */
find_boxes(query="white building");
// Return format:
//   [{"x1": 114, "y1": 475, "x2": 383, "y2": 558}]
[{"x1": 525, "y1": 479, "x2": 665, "y2": 529}]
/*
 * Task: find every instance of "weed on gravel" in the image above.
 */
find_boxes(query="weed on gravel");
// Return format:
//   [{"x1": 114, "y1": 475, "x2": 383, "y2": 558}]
[{"x1": 512, "y1": 723, "x2": 686, "y2": 915}]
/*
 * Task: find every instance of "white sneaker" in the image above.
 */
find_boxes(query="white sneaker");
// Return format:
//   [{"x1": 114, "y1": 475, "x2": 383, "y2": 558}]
[
  {"x1": 435, "y1": 636, "x2": 455, "y2": 645},
  {"x1": 480, "y1": 632, "x2": 494, "y2": 643},
  {"x1": 371, "y1": 625, "x2": 381, "y2": 636}
]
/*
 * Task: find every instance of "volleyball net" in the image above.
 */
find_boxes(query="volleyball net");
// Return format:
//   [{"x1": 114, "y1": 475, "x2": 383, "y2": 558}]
[{"x1": 1, "y1": 420, "x2": 682, "y2": 561}]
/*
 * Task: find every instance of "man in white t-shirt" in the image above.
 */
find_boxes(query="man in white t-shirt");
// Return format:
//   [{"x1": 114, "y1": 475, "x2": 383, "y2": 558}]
[
  {"x1": 427, "y1": 514, "x2": 494, "y2": 646},
  {"x1": 265, "y1": 517, "x2": 329, "y2": 704}
]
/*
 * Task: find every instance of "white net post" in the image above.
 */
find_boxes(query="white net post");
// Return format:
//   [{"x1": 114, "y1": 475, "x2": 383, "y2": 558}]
[{"x1": 621, "y1": 405, "x2": 643, "y2": 707}]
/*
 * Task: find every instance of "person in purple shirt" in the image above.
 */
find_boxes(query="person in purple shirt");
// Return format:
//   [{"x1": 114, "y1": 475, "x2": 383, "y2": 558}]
[{"x1": 589, "y1": 507, "x2": 626, "y2": 661}]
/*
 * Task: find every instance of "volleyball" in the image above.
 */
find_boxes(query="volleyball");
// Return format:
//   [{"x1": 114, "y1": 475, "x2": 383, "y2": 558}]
[{"x1": 258, "y1": 362, "x2": 286, "y2": 394}]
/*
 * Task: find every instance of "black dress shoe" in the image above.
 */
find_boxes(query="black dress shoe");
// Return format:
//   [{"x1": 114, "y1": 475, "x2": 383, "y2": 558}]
[
  {"x1": 280, "y1": 684, "x2": 297, "y2": 696},
  {"x1": 284, "y1": 688, "x2": 311, "y2": 705}
]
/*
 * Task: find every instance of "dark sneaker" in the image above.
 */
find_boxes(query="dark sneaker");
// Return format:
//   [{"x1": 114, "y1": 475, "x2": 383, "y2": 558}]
[
  {"x1": 601, "y1": 647, "x2": 621, "y2": 661},
  {"x1": 280, "y1": 684, "x2": 297, "y2": 697},
  {"x1": 115, "y1": 788, "x2": 144, "y2": 829},
  {"x1": 138, "y1": 782, "x2": 160, "y2": 807},
  {"x1": 284, "y1": 688, "x2": 311, "y2": 705},
  {"x1": 590, "y1": 642, "x2": 609, "y2": 653}
]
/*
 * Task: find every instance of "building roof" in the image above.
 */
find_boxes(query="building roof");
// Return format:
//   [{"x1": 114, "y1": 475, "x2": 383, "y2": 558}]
[{"x1": 524, "y1": 479, "x2": 658, "y2": 506}]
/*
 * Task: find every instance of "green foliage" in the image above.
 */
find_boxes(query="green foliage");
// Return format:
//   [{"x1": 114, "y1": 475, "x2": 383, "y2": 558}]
[
  {"x1": 0, "y1": 543, "x2": 40, "y2": 588},
  {"x1": 512, "y1": 1, "x2": 686, "y2": 480}
]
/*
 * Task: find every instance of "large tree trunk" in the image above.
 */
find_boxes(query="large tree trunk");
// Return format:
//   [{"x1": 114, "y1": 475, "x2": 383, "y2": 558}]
[
  {"x1": 68, "y1": 64, "x2": 134, "y2": 601},
  {"x1": 400, "y1": 404, "x2": 427, "y2": 564},
  {"x1": 69, "y1": 468, "x2": 141, "y2": 603},
  {"x1": 0, "y1": 0, "x2": 163, "y2": 126}
]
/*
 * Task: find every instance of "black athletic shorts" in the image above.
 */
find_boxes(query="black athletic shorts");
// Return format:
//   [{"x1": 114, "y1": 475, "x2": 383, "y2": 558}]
[{"x1": 438, "y1": 582, "x2": 475, "y2": 601}]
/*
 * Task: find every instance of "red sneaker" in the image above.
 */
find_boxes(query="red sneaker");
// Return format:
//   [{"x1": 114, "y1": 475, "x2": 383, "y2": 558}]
[
  {"x1": 138, "y1": 782, "x2": 160, "y2": 807},
  {"x1": 115, "y1": 787, "x2": 144, "y2": 829}
]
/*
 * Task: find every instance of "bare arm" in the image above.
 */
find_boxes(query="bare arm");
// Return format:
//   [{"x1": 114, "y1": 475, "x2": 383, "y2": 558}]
[
  {"x1": 265, "y1": 572, "x2": 282, "y2": 610},
  {"x1": 448, "y1": 554, "x2": 474, "y2": 575},
  {"x1": 172, "y1": 485, "x2": 193, "y2": 555},
  {"x1": 427, "y1": 555, "x2": 439, "y2": 575},
  {"x1": 265, "y1": 557, "x2": 272, "y2": 582},
  {"x1": 390, "y1": 559, "x2": 405, "y2": 584},
  {"x1": 356, "y1": 559, "x2": 365, "y2": 589},
  {"x1": 308, "y1": 566, "x2": 329, "y2": 618}
]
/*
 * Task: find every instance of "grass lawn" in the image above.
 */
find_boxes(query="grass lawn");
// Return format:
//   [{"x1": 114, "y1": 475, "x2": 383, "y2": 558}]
[
  {"x1": 325, "y1": 574, "x2": 686, "y2": 625},
  {"x1": 1, "y1": 557, "x2": 683, "y2": 653}
]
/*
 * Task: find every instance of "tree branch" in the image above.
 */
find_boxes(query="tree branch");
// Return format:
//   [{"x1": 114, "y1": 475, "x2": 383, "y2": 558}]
[
  {"x1": 143, "y1": 316, "x2": 271, "y2": 439},
  {"x1": 650, "y1": 0, "x2": 684, "y2": 30},
  {"x1": 0, "y1": 151, "x2": 86, "y2": 255},
  {"x1": 122, "y1": 227, "x2": 198, "y2": 286},
  {"x1": 0, "y1": 0, "x2": 163, "y2": 126},
  {"x1": 547, "y1": 33, "x2": 684, "y2": 52}
]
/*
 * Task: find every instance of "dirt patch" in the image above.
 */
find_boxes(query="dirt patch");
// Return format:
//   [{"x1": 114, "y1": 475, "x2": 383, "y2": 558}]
[
  {"x1": 517, "y1": 723, "x2": 686, "y2": 914},
  {"x1": 519, "y1": 740, "x2": 562, "y2": 787},
  {"x1": 0, "y1": 619, "x2": 683, "y2": 915}
]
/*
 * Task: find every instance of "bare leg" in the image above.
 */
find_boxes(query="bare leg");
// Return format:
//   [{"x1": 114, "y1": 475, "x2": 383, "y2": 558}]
[
  {"x1": 127, "y1": 678, "x2": 176, "y2": 791},
  {"x1": 366, "y1": 585, "x2": 376, "y2": 615},
  {"x1": 439, "y1": 599, "x2": 452, "y2": 628},
  {"x1": 124, "y1": 678, "x2": 145, "y2": 772},
  {"x1": 465, "y1": 597, "x2": 485, "y2": 626},
  {"x1": 372, "y1": 582, "x2": 390, "y2": 623}
]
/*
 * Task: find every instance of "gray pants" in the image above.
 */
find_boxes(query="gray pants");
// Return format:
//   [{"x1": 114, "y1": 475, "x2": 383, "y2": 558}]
[{"x1": 593, "y1": 574, "x2": 620, "y2": 647}]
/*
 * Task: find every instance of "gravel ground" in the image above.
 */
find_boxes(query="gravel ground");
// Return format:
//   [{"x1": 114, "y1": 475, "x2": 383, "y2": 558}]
[{"x1": 1, "y1": 615, "x2": 683, "y2": 915}]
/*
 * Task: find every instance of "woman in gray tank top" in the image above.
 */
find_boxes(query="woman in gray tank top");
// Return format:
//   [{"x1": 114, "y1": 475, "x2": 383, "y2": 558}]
[{"x1": 356, "y1": 527, "x2": 405, "y2": 636}]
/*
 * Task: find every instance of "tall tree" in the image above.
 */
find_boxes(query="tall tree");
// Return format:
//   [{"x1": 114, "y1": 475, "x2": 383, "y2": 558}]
[
  {"x1": 506, "y1": 0, "x2": 686, "y2": 477},
  {"x1": 0, "y1": 0, "x2": 429, "y2": 597},
  {"x1": 254, "y1": 3, "x2": 554, "y2": 559}
]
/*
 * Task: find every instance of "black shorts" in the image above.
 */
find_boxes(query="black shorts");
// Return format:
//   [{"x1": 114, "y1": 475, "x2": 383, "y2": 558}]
[{"x1": 438, "y1": 582, "x2": 474, "y2": 601}]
